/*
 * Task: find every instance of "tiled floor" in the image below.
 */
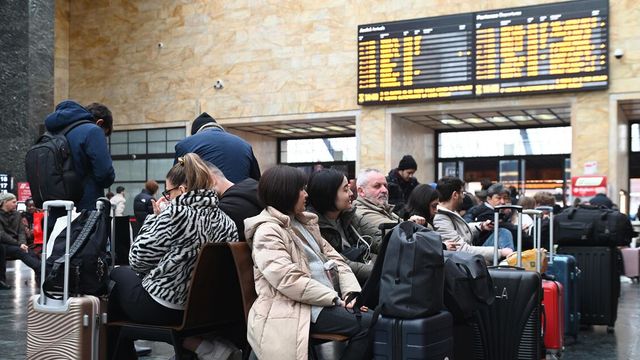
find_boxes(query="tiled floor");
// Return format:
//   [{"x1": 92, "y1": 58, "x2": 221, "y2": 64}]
[{"x1": 2, "y1": 261, "x2": 639, "y2": 359}]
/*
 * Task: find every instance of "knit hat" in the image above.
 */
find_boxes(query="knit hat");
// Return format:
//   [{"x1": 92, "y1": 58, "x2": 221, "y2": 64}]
[
  {"x1": 191, "y1": 112, "x2": 218, "y2": 135},
  {"x1": 398, "y1": 155, "x2": 418, "y2": 171},
  {"x1": 0, "y1": 192, "x2": 16, "y2": 207}
]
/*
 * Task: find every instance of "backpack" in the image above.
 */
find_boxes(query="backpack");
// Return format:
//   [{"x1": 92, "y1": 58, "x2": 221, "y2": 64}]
[
  {"x1": 42, "y1": 199, "x2": 112, "y2": 298},
  {"x1": 554, "y1": 205, "x2": 633, "y2": 246},
  {"x1": 377, "y1": 221, "x2": 445, "y2": 318},
  {"x1": 442, "y1": 251, "x2": 495, "y2": 322},
  {"x1": 25, "y1": 120, "x2": 92, "y2": 207}
]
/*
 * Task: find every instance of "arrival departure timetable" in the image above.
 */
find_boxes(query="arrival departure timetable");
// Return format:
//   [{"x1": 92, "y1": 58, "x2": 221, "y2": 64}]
[{"x1": 357, "y1": 0, "x2": 609, "y2": 105}]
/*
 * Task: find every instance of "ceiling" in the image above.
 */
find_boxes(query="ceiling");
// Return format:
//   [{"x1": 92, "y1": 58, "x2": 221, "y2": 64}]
[
  {"x1": 620, "y1": 99, "x2": 640, "y2": 122},
  {"x1": 398, "y1": 106, "x2": 571, "y2": 131},
  {"x1": 225, "y1": 118, "x2": 356, "y2": 139}
]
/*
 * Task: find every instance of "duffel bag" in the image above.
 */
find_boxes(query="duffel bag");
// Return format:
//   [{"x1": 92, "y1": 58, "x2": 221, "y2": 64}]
[
  {"x1": 443, "y1": 251, "x2": 495, "y2": 321},
  {"x1": 554, "y1": 205, "x2": 632, "y2": 246}
]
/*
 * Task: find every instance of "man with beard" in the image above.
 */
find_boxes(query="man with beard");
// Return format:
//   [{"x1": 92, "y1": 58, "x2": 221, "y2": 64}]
[{"x1": 352, "y1": 169, "x2": 401, "y2": 254}]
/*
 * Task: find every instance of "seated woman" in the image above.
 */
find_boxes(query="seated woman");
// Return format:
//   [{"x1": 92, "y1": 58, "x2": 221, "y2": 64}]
[
  {"x1": 244, "y1": 165, "x2": 372, "y2": 360},
  {"x1": 402, "y1": 184, "x2": 441, "y2": 230},
  {"x1": 306, "y1": 169, "x2": 373, "y2": 284},
  {"x1": 109, "y1": 153, "x2": 239, "y2": 360}
]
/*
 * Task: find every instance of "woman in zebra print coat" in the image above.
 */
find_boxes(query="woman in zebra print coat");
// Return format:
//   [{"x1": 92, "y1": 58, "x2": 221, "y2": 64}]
[{"x1": 109, "y1": 153, "x2": 239, "y2": 360}]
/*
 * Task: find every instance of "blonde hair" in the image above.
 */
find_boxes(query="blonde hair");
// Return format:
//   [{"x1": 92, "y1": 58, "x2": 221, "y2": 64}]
[
  {"x1": 518, "y1": 196, "x2": 536, "y2": 209},
  {"x1": 166, "y1": 153, "x2": 213, "y2": 192}
]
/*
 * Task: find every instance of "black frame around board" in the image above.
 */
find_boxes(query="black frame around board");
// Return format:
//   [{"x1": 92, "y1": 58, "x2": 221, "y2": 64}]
[{"x1": 357, "y1": 0, "x2": 609, "y2": 105}]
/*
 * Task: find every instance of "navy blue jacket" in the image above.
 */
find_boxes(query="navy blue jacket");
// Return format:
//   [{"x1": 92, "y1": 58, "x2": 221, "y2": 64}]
[
  {"x1": 133, "y1": 189, "x2": 155, "y2": 225},
  {"x1": 174, "y1": 127, "x2": 260, "y2": 183},
  {"x1": 44, "y1": 100, "x2": 115, "y2": 210}
]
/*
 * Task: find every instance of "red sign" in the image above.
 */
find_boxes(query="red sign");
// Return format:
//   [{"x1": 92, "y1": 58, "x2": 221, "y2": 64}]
[
  {"x1": 571, "y1": 176, "x2": 607, "y2": 197},
  {"x1": 17, "y1": 182, "x2": 31, "y2": 202}
]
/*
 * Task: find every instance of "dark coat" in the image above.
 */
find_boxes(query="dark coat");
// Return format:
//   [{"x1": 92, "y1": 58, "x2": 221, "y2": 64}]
[
  {"x1": 0, "y1": 209, "x2": 25, "y2": 246},
  {"x1": 133, "y1": 189, "x2": 155, "y2": 225},
  {"x1": 386, "y1": 168, "x2": 419, "y2": 214},
  {"x1": 174, "y1": 127, "x2": 261, "y2": 184},
  {"x1": 218, "y1": 178, "x2": 262, "y2": 241},
  {"x1": 44, "y1": 101, "x2": 115, "y2": 210}
]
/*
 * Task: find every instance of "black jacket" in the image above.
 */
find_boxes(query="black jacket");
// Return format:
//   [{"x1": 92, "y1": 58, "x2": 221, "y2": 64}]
[
  {"x1": 386, "y1": 168, "x2": 419, "y2": 215},
  {"x1": 0, "y1": 209, "x2": 26, "y2": 246},
  {"x1": 133, "y1": 189, "x2": 156, "y2": 225},
  {"x1": 219, "y1": 178, "x2": 262, "y2": 241}
]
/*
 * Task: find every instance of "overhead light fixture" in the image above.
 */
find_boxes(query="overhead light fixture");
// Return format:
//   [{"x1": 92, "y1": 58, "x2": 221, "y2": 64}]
[
  {"x1": 511, "y1": 115, "x2": 532, "y2": 121},
  {"x1": 309, "y1": 127, "x2": 328, "y2": 132},
  {"x1": 535, "y1": 114, "x2": 556, "y2": 120},
  {"x1": 347, "y1": 124, "x2": 357, "y2": 129},
  {"x1": 464, "y1": 117, "x2": 486, "y2": 124},
  {"x1": 274, "y1": 129, "x2": 293, "y2": 134},
  {"x1": 289, "y1": 128, "x2": 311, "y2": 133},
  {"x1": 488, "y1": 116, "x2": 509, "y2": 123},
  {"x1": 326, "y1": 125, "x2": 347, "y2": 131},
  {"x1": 441, "y1": 119, "x2": 464, "y2": 125}
]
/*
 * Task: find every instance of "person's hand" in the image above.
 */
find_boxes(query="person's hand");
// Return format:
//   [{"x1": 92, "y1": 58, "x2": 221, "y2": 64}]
[
  {"x1": 500, "y1": 248, "x2": 514, "y2": 258},
  {"x1": 20, "y1": 244, "x2": 29, "y2": 253},
  {"x1": 480, "y1": 220, "x2": 494, "y2": 232},
  {"x1": 152, "y1": 198, "x2": 167, "y2": 215},
  {"x1": 408, "y1": 215, "x2": 426, "y2": 225},
  {"x1": 444, "y1": 240, "x2": 458, "y2": 251}
]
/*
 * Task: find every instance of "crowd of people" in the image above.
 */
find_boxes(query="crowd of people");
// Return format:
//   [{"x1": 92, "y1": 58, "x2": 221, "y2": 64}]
[{"x1": 2, "y1": 99, "x2": 631, "y2": 359}]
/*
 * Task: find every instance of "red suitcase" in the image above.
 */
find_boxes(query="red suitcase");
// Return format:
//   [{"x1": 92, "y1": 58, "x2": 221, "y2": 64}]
[{"x1": 525, "y1": 209, "x2": 564, "y2": 357}]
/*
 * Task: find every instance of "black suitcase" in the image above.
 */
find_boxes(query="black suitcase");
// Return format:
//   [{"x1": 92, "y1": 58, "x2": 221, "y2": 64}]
[
  {"x1": 372, "y1": 311, "x2": 453, "y2": 360},
  {"x1": 471, "y1": 205, "x2": 543, "y2": 360},
  {"x1": 556, "y1": 246, "x2": 621, "y2": 330}
]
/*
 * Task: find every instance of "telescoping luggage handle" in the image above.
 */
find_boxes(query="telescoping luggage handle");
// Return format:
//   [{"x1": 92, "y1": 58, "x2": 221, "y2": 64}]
[
  {"x1": 536, "y1": 206, "x2": 554, "y2": 264},
  {"x1": 493, "y1": 205, "x2": 523, "y2": 267},
  {"x1": 523, "y1": 209, "x2": 544, "y2": 272}
]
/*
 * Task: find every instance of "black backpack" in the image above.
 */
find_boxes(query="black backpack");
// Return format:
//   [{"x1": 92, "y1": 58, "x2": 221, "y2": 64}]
[
  {"x1": 368, "y1": 221, "x2": 445, "y2": 318},
  {"x1": 25, "y1": 120, "x2": 92, "y2": 207},
  {"x1": 442, "y1": 251, "x2": 495, "y2": 322},
  {"x1": 42, "y1": 199, "x2": 112, "y2": 298}
]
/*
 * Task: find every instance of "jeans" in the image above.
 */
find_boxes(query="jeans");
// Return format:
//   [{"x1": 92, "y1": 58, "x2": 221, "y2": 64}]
[
  {"x1": 310, "y1": 305, "x2": 373, "y2": 360},
  {"x1": 482, "y1": 228, "x2": 515, "y2": 250}
]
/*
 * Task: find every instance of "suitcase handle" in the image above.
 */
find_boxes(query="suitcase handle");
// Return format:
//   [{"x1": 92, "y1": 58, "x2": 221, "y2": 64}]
[
  {"x1": 536, "y1": 206, "x2": 554, "y2": 263},
  {"x1": 493, "y1": 205, "x2": 523, "y2": 267}
]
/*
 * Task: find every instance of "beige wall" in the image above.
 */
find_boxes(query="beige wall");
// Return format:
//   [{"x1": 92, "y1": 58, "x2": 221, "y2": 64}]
[
  {"x1": 57, "y1": 0, "x2": 640, "y2": 191},
  {"x1": 390, "y1": 116, "x2": 435, "y2": 183},
  {"x1": 54, "y1": 0, "x2": 70, "y2": 104}
]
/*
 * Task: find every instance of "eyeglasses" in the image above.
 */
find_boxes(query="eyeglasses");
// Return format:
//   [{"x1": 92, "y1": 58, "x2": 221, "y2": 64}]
[{"x1": 162, "y1": 187, "x2": 179, "y2": 200}]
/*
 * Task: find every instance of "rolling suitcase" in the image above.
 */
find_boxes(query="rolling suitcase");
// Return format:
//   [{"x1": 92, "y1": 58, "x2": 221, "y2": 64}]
[
  {"x1": 621, "y1": 247, "x2": 640, "y2": 282},
  {"x1": 525, "y1": 209, "x2": 564, "y2": 357},
  {"x1": 556, "y1": 245, "x2": 620, "y2": 331},
  {"x1": 373, "y1": 311, "x2": 454, "y2": 360},
  {"x1": 541, "y1": 206, "x2": 581, "y2": 340},
  {"x1": 27, "y1": 200, "x2": 107, "y2": 360},
  {"x1": 472, "y1": 205, "x2": 543, "y2": 360}
]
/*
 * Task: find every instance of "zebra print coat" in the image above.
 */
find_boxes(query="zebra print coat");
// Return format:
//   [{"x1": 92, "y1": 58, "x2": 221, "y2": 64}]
[{"x1": 129, "y1": 188, "x2": 238, "y2": 308}]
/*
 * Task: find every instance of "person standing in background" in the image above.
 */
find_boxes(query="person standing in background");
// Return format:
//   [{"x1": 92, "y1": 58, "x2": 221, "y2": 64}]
[{"x1": 110, "y1": 186, "x2": 126, "y2": 216}]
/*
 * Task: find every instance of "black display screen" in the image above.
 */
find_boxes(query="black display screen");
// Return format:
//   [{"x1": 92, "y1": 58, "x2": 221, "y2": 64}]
[{"x1": 357, "y1": 0, "x2": 609, "y2": 105}]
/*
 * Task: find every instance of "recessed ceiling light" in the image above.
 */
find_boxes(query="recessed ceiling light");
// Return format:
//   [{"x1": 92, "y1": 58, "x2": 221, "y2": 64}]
[
  {"x1": 535, "y1": 114, "x2": 556, "y2": 120},
  {"x1": 511, "y1": 115, "x2": 532, "y2": 121},
  {"x1": 289, "y1": 128, "x2": 311, "y2": 133},
  {"x1": 488, "y1": 116, "x2": 509, "y2": 123},
  {"x1": 274, "y1": 129, "x2": 293, "y2": 134},
  {"x1": 347, "y1": 124, "x2": 357, "y2": 129},
  {"x1": 464, "y1": 117, "x2": 486, "y2": 124},
  {"x1": 309, "y1": 127, "x2": 328, "y2": 132},
  {"x1": 441, "y1": 119, "x2": 464, "y2": 125},
  {"x1": 326, "y1": 126, "x2": 347, "y2": 131}
]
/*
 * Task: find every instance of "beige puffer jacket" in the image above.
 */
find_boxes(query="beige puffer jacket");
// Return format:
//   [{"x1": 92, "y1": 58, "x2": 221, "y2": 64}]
[{"x1": 244, "y1": 207, "x2": 361, "y2": 360}]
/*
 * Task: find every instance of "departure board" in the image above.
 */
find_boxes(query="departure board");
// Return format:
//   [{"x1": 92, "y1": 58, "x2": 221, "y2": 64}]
[{"x1": 357, "y1": 0, "x2": 609, "y2": 105}]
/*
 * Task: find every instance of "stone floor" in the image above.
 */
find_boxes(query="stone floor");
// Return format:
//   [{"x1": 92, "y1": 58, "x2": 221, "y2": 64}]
[{"x1": 2, "y1": 261, "x2": 639, "y2": 359}]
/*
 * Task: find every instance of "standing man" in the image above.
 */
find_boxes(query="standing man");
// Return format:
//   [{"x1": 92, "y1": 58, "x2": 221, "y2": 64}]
[
  {"x1": 0, "y1": 193, "x2": 41, "y2": 289},
  {"x1": 175, "y1": 112, "x2": 261, "y2": 183},
  {"x1": 110, "y1": 186, "x2": 126, "y2": 216},
  {"x1": 133, "y1": 180, "x2": 158, "y2": 225},
  {"x1": 43, "y1": 100, "x2": 115, "y2": 211},
  {"x1": 387, "y1": 155, "x2": 419, "y2": 215},
  {"x1": 352, "y1": 169, "x2": 401, "y2": 253}
]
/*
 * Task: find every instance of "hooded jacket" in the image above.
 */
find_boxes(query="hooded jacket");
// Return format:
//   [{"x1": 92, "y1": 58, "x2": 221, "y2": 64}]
[
  {"x1": 218, "y1": 178, "x2": 262, "y2": 241},
  {"x1": 174, "y1": 113, "x2": 261, "y2": 183},
  {"x1": 133, "y1": 189, "x2": 155, "y2": 225},
  {"x1": 243, "y1": 207, "x2": 360, "y2": 360},
  {"x1": 44, "y1": 100, "x2": 115, "y2": 210}
]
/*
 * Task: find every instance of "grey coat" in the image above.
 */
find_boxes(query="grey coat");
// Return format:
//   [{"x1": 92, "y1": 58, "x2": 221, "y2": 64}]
[{"x1": 433, "y1": 206, "x2": 493, "y2": 263}]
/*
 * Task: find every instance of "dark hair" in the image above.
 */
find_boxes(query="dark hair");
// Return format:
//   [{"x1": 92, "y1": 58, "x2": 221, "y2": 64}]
[
  {"x1": 106, "y1": 191, "x2": 114, "y2": 199},
  {"x1": 404, "y1": 184, "x2": 440, "y2": 220},
  {"x1": 166, "y1": 153, "x2": 213, "y2": 192},
  {"x1": 86, "y1": 103, "x2": 113, "y2": 136},
  {"x1": 487, "y1": 183, "x2": 508, "y2": 197},
  {"x1": 436, "y1": 176, "x2": 464, "y2": 202},
  {"x1": 144, "y1": 180, "x2": 159, "y2": 194},
  {"x1": 116, "y1": 186, "x2": 125, "y2": 193},
  {"x1": 460, "y1": 192, "x2": 476, "y2": 211},
  {"x1": 307, "y1": 169, "x2": 347, "y2": 214},
  {"x1": 258, "y1": 165, "x2": 308, "y2": 214}
]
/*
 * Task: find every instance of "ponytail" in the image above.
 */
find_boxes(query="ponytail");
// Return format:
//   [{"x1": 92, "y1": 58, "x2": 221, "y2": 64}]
[{"x1": 166, "y1": 153, "x2": 213, "y2": 192}]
